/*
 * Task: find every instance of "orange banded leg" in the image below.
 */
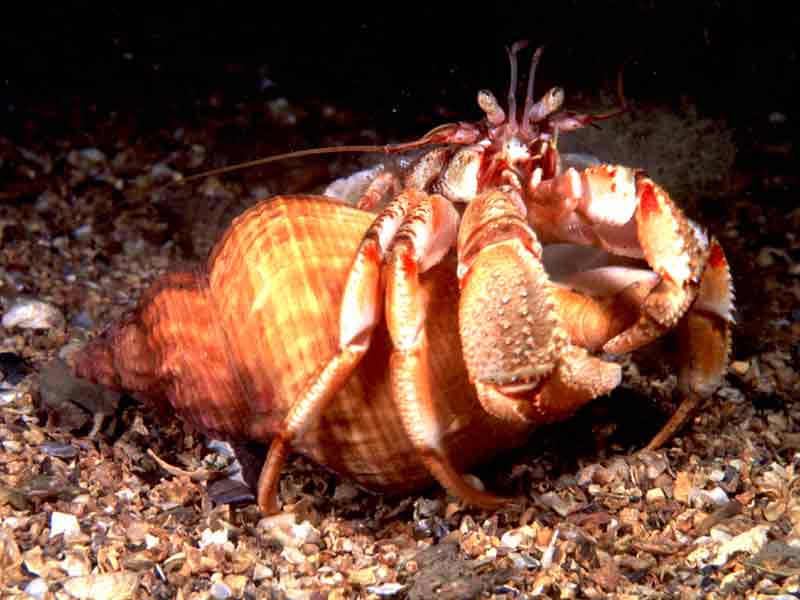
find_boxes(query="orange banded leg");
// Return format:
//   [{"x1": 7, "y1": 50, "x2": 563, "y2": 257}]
[
  {"x1": 645, "y1": 238, "x2": 733, "y2": 450},
  {"x1": 355, "y1": 171, "x2": 399, "y2": 211},
  {"x1": 603, "y1": 176, "x2": 706, "y2": 354},
  {"x1": 256, "y1": 191, "x2": 420, "y2": 514},
  {"x1": 528, "y1": 165, "x2": 731, "y2": 448},
  {"x1": 546, "y1": 239, "x2": 733, "y2": 450},
  {"x1": 546, "y1": 239, "x2": 732, "y2": 450},
  {"x1": 381, "y1": 196, "x2": 504, "y2": 507}
]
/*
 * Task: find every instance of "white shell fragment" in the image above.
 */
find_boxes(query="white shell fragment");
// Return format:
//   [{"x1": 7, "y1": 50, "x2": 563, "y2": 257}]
[
  {"x1": 366, "y1": 582, "x2": 407, "y2": 596},
  {"x1": 324, "y1": 164, "x2": 385, "y2": 205},
  {"x1": 198, "y1": 528, "x2": 229, "y2": 549},
  {"x1": 0, "y1": 387, "x2": 20, "y2": 406},
  {"x1": 61, "y1": 571, "x2": 139, "y2": 600},
  {"x1": 688, "y1": 525, "x2": 771, "y2": 569},
  {"x1": 50, "y1": 511, "x2": 80, "y2": 539},
  {"x1": 2, "y1": 298, "x2": 65, "y2": 330}
]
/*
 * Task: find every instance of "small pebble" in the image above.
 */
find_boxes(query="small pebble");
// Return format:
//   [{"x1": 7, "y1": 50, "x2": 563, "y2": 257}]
[
  {"x1": 703, "y1": 487, "x2": 730, "y2": 507},
  {"x1": 290, "y1": 520, "x2": 322, "y2": 546},
  {"x1": 0, "y1": 352, "x2": 32, "y2": 384},
  {"x1": 414, "y1": 498, "x2": 443, "y2": 519},
  {"x1": 209, "y1": 582, "x2": 232, "y2": 600},
  {"x1": 2, "y1": 440, "x2": 21, "y2": 453},
  {"x1": 198, "y1": 528, "x2": 228, "y2": 549},
  {"x1": 73, "y1": 224, "x2": 93, "y2": 239},
  {"x1": 768, "y1": 111, "x2": 788, "y2": 124},
  {"x1": 508, "y1": 552, "x2": 540, "y2": 569},
  {"x1": 61, "y1": 571, "x2": 138, "y2": 600},
  {"x1": 756, "y1": 248, "x2": 775, "y2": 267},
  {"x1": 0, "y1": 387, "x2": 19, "y2": 406},
  {"x1": 252, "y1": 563, "x2": 273, "y2": 581},
  {"x1": 646, "y1": 488, "x2": 667, "y2": 503},
  {"x1": 501, "y1": 530, "x2": 523, "y2": 549},
  {"x1": 69, "y1": 310, "x2": 94, "y2": 330},
  {"x1": 39, "y1": 441, "x2": 79, "y2": 459},
  {"x1": 730, "y1": 360, "x2": 749, "y2": 376},
  {"x1": 207, "y1": 439, "x2": 236, "y2": 458},
  {"x1": 366, "y1": 582, "x2": 406, "y2": 596},
  {"x1": 333, "y1": 481, "x2": 360, "y2": 502},
  {"x1": 207, "y1": 479, "x2": 255, "y2": 505},
  {"x1": 711, "y1": 524, "x2": 770, "y2": 566},
  {"x1": 281, "y1": 546, "x2": 306, "y2": 565},
  {"x1": 23, "y1": 577, "x2": 48, "y2": 600}
]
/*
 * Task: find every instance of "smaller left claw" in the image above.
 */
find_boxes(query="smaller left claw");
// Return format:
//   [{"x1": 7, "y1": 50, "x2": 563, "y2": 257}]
[
  {"x1": 527, "y1": 166, "x2": 709, "y2": 356},
  {"x1": 602, "y1": 175, "x2": 708, "y2": 355},
  {"x1": 526, "y1": 165, "x2": 734, "y2": 449}
]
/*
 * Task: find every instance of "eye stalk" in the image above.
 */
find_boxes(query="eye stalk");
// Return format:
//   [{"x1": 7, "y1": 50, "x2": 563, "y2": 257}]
[
  {"x1": 527, "y1": 86, "x2": 565, "y2": 124},
  {"x1": 476, "y1": 44, "x2": 560, "y2": 142}
]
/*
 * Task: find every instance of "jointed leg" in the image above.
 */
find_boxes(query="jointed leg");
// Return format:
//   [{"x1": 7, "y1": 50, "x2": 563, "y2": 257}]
[
  {"x1": 355, "y1": 171, "x2": 399, "y2": 211},
  {"x1": 383, "y1": 195, "x2": 505, "y2": 507},
  {"x1": 645, "y1": 238, "x2": 733, "y2": 450},
  {"x1": 521, "y1": 159, "x2": 733, "y2": 450},
  {"x1": 255, "y1": 190, "x2": 422, "y2": 513},
  {"x1": 540, "y1": 238, "x2": 733, "y2": 450}
]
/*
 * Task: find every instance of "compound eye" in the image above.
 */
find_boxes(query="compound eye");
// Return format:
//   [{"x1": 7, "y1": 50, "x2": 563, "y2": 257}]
[
  {"x1": 546, "y1": 87, "x2": 565, "y2": 111},
  {"x1": 478, "y1": 89, "x2": 506, "y2": 125}
]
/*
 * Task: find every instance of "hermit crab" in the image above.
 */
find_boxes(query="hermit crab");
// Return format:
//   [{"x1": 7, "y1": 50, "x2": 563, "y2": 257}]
[{"x1": 74, "y1": 44, "x2": 734, "y2": 514}]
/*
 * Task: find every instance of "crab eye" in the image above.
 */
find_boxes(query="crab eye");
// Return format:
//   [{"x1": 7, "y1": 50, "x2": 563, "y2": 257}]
[
  {"x1": 478, "y1": 89, "x2": 506, "y2": 125},
  {"x1": 546, "y1": 87, "x2": 565, "y2": 111}
]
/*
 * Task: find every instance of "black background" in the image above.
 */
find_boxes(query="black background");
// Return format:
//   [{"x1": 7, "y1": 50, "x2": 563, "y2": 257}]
[{"x1": 1, "y1": 3, "x2": 797, "y2": 133}]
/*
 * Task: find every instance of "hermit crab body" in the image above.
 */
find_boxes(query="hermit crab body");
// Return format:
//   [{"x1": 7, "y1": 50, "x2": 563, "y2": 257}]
[{"x1": 75, "y1": 45, "x2": 734, "y2": 514}]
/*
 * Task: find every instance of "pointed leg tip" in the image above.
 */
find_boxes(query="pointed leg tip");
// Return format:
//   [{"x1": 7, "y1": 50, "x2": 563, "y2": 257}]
[
  {"x1": 459, "y1": 488, "x2": 513, "y2": 511},
  {"x1": 256, "y1": 467, "x2": 282, "y2": 515},
  {"x1": 257, "y1": 496, "x2": 282, "y2": 516},
  {"x1": 256, "y1": 436, "x2": 291, "y2": 516},
  {"x1": 642, "y1": 393, "x2": 702, "y2": 452}
]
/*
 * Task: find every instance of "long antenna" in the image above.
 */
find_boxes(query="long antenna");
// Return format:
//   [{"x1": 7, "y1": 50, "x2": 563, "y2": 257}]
[
  {"x1": 178, "y1": 144, "x2": 394, "y2": 184},
  {"x1": 176, "y1": 120, "x2": 483, "y2": 185}
]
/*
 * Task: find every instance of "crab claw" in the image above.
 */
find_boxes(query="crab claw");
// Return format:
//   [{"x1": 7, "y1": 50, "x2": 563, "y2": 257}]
[
  {"x1": 526, "y1": 165, "x2": 734, "y2": 447},
  {"x1": 601, "y1": 175, "x2": 709, "y2": 354},
  {"x1": 457, "y1": 190, "x2": 621, "y2": 426},
  {"x1": 526, "y1": 166, "x2": 708, "y2": 355}
]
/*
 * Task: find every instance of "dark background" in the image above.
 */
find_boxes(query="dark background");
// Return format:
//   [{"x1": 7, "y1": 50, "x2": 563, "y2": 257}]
[{"x1": 1, "y1": 3, "x2": 797, "y2": 135}]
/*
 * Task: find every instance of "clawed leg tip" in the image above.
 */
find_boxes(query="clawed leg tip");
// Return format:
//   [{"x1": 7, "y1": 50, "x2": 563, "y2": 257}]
[
  {"x1": 257, "y1": 499, "x2": 282, "y2": 516},
  {"x1": 642, "y1": 439, "x2": 666, "y2": 453},
  {"x1": 457, "y1": 489, "x2": 516, "y2": 511}
]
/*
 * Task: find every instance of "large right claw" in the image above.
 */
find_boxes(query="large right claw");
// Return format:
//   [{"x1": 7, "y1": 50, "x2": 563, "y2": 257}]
[{"x1": 457, "y1": 189, "x2": 622, "y2": 427}]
